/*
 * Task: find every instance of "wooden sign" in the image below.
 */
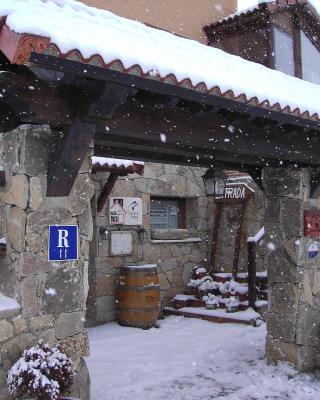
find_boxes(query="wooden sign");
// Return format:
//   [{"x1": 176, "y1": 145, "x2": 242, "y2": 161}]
[{"x1": 215, "y1": 183, "x2": 254, "y2": 202}]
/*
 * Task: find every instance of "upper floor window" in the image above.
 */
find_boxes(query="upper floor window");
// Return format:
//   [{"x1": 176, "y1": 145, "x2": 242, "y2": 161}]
[
  {"x1": 273, "y1": 26, "x2": 294, "y2": 76},
  {"x1": 301, "y1": 30, "x2": 320, "y2": 85}
]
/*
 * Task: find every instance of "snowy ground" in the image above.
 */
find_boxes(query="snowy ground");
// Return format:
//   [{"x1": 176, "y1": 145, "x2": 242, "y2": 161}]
[{"x1": 86, "y1": 317, "x2": 320, "y2": 400}]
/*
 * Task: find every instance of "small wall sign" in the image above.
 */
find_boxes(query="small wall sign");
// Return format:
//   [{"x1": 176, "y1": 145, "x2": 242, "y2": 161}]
[
  {"x1": 48, "y1": 225, "x2": 78, "y2": 261},
  {"x1": 109, "y1": 197, "x2": 142, "y2": 225},
  {"x1": 308, "y1": 242, "x2": 319, "y2": 259},
  {"x1": 304, "y1": 209, "x2": 320, "y2": 237},
  {"x1": 110, "y1": 231, "x2": 133, "y2": 255}
]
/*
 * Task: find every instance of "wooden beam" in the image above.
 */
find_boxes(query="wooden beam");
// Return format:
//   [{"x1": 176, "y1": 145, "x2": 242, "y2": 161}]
[
  {"x1": 97, "y1": 173, "x2": 119, "y2": 213},
  {"x1": 29, "y1": 53, "x2": 320, "y2": 131},
  {"x1": 0, "y1": 170, "x2": 6, "y2": 187},
  {"x1": 232, "y1": 199, "x2": 248, "y2": 278},
  {"x1": 247, "y1": 240, "x2": 257, "y2": 309},
  {"x1": 93, "y1": 98, "x2": 320, "y2": 166},
  {"x1": 0, "y1": 71, "x2": 73, "y2": 130},
  {"x1": 47, "y1": 82, "x2": 136, "y2": 196},
  {"x1": 209, "y1": 202, "x2": 223, "y2": 275},
  {"x1": 47, "y1": 119, "x2": 96, "y2": 197}
]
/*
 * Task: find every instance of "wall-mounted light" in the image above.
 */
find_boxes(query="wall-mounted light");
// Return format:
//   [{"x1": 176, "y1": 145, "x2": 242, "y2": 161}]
[
  {"x1": 138, "y1": 228, "x2": 149, "y2": 241},
  {"x1": 99, "y1": 227, "x2": 109, "y2": 240},
  {"x1": 202, "y1": 166, "x2": 228, "y2": 198}
]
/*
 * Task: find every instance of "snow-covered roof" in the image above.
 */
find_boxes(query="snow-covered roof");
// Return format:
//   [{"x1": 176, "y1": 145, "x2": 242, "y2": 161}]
[
  {"x1": 1, "y1": 0, "x2": 320, "y2": 121},
  {"x1": 91, "y1": 156, "x2": 144, "y2": 175}
]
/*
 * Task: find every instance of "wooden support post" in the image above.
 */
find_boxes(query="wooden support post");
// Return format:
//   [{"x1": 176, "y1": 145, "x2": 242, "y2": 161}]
[
  {"x1": 209, "y1": 202, "x2": 223, "y2": 275},
  {"x1": 97, "y1": 173, "x2": 119, "y2": 213},
  {"x1": 232, "y1": 199, "x2": 248, "y2": 278},
  {"x1": 247, "y1": 240, "x2": 257, "y2": 309}
]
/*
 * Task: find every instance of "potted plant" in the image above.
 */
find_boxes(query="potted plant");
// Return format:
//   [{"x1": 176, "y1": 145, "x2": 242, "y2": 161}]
[{"x1": 7, "y1": 340, "x2": 77, "y2": 400}]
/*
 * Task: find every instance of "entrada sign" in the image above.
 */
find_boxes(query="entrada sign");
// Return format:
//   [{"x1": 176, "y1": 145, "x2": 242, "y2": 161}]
[
  {"x1": 48, "y1": 225, "x2": 78, "y2": 261},
  {"x1": 224, "y1": 185, "x2": 245, "y2": 199},
  {"x1": 215, "y1": 183, "x2": 254, "y2": 202}
]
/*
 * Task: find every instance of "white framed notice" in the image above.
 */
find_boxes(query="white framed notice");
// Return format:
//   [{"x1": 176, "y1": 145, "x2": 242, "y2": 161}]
[
  {"x1": 109, "y1": 197, "x2": 142, "y2": 225},
  {"x1": 110, "y1": 231, "x2": 133, "y2": 256}
]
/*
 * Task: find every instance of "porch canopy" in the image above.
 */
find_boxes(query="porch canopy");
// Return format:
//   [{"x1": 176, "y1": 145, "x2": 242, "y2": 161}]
[{"x1": 1, "y1": 0, "x2": 320, "y2": 196}]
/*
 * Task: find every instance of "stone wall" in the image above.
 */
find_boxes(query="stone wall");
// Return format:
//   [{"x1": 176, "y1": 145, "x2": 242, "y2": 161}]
[
  {"x1": 0, "y1": 125, "x2": 93, "y2": 399},
  {"x1": 87, "y1": 163, "x2": 209, "y2": 324},
  {"x1": 264, "y1": 167, "x2": 320, "y2": 371}
]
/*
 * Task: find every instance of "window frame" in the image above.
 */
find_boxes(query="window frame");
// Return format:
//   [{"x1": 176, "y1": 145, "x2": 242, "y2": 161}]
[
  {"x1": 149, "y1": 197, "x2": 186, "y2": 230},
  {"x1": 270, "y1": 14, "x2": 320, "y2": 84}
]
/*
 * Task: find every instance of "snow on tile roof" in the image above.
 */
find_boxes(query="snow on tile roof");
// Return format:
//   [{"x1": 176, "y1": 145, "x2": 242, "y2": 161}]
[
  {"x1": 91, "y1": 156, "x2": 144, "y2": 175},
  {"x1": 1, "y1": 0, "x2": 320, "y2": 120}
]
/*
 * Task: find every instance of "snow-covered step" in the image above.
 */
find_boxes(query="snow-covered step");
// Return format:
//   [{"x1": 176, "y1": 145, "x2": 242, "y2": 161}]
[
  {"x1": 164, "y1": 306, "x2": 263, "y2": 327},
  {"x1": 172, "y1": 294, "x2": 201, "y2": 309}
]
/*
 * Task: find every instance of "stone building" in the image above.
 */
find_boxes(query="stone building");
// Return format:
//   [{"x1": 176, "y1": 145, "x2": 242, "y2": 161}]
[{"x1": 0, "y1": 1, "x2": 320, "y2": 400}]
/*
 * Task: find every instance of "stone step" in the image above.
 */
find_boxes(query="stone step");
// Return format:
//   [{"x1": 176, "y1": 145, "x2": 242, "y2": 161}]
[
  {"x1": 213, "y1": 272, "x2": 268, "y2": 287},
  {"x1": 164, "y1": 306, "x2": 263, "y2": 327},
  {"x1": 172, "y1": 293, "x2": 268, "y2": 311}
]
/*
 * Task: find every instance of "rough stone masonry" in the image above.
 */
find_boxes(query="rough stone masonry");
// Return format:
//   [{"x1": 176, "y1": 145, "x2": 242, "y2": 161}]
[
  {"x1": 264, "y1": 167, "x2": 320, "y2": 371},
  {"x1": 0, "y1": 125, "x2": 93, "y2": 399}
]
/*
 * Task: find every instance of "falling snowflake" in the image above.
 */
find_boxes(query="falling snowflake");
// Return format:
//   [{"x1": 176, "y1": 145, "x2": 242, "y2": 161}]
[
  {"x1": 45, "y1": 288, "x2": 57, "y2": 296},
  {"x1": 160, "y1": 133, "x2": 166, "y2": 143}
]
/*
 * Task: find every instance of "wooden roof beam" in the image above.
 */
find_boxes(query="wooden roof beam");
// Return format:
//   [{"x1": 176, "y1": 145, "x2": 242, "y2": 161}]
[{"x1": 47, "y1": 82, "x2": 136, "y2": 196}]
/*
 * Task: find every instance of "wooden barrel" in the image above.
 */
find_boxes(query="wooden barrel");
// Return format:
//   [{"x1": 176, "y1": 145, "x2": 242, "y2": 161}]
[{"x1": 116, "y1": 264, "x2": 160, "y2": 329}]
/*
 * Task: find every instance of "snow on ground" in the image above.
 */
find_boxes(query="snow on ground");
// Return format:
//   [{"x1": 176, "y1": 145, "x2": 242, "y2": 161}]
[{"x1": 86, "y1": 317, "x2": 320, "y2": 400}]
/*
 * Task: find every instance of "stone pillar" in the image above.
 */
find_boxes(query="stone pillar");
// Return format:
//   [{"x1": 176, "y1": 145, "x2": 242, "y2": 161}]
[
  {"x1": 0, "y1": 125, "x2": 94, "y2": 398},
  {"x1": 263, "y1": 167, "x2": 320, "y2": 371}
]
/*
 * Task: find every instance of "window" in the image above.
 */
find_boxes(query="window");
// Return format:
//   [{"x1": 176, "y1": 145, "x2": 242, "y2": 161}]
[
  {"x1": 150, "y1": 197, "x2": 185, "y2": 229},
  {"x1": 273, "y1": 26, "x2": 294, "y2": 76},
  {"x1": 301, "y1": 30, "x2": 320, "y2": 85}
]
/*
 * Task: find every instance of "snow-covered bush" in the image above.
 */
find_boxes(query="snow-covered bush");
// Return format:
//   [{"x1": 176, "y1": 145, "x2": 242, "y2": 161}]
[
  {"x1": 225, "y1": 297, "x2": 240, "y2": 313},
  {"x1": 188, "y1": 276, "x2": 221, "y2": 292},
  {"x1": 219, "y1": 279, "x2": 240, "y2": 296},
  {"x1": 7, "y1": 340, "x2": 73, "y2": 400},
  {"x1": 202, "y1": 293, "x2": 219, "y2": 309}
]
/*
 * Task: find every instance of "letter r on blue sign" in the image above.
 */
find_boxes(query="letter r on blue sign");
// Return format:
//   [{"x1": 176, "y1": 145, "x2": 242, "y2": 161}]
[{"x1": 48, "y1": 225, "x2": 78, "y2": 261}]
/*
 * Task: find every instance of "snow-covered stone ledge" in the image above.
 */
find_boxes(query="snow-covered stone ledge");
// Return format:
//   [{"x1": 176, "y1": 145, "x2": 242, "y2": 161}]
[
  {"x1": 151, "y1": 238, "x2": 202, "y2": 244},
  {"x1": 0, "y1": 292, "x2": 20, "y2": 319}
]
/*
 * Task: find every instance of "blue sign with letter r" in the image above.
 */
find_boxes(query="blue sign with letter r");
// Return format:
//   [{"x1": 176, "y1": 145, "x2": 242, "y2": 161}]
[{"x1": 48, "y1": 225, "x2": 78, "y2": 261}]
